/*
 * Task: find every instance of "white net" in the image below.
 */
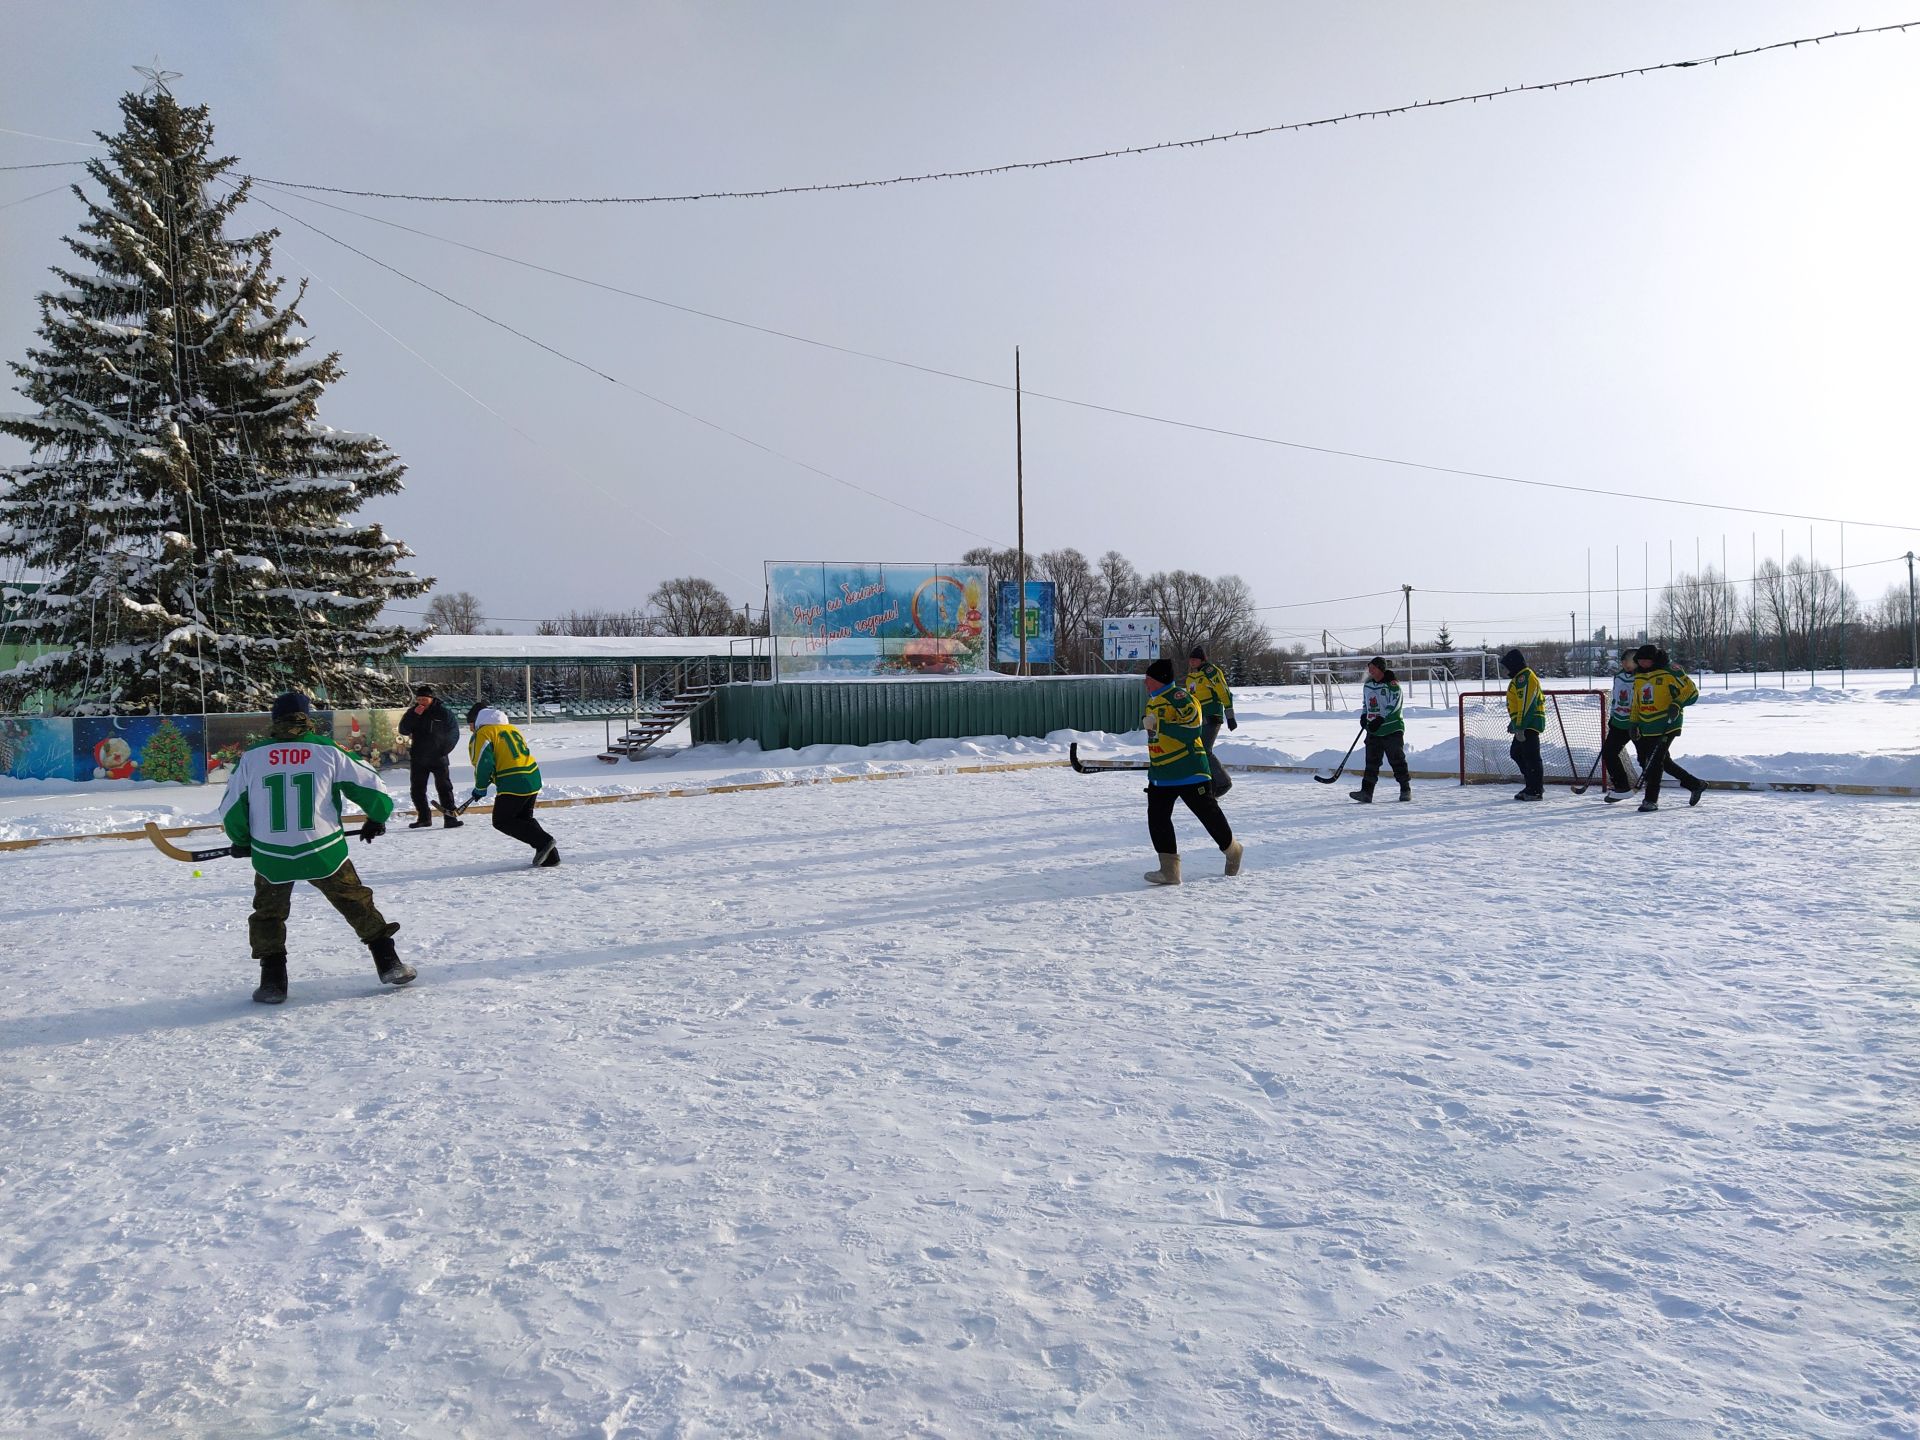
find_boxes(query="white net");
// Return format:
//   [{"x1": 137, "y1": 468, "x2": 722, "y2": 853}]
[{"x1": 1457, "y1": 690, "x2": 1613, "y2": 786}]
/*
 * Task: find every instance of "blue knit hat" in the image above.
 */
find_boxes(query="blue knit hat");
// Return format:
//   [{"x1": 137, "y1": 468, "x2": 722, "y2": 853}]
[{"x1": 271, "y1": 691, "x2": 313, "y2": 721}]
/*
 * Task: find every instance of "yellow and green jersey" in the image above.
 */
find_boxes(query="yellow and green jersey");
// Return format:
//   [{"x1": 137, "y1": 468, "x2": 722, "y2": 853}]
[
  {"x1": 1146, "y1": 684, "x2": 1211, "y2": 785},
  {"x1": 469, "y1": 708, "x2": 543, "y2": 796},
  {"x1": 1187, "y1": 662, "x2": 1233, "y2": 721},
  {"x1": 1506, "y1": 668, "x2": 1545, "y2": 734},
  {"x1": 1630, "y1": 666, "x2": 1698, "y2": 737}
]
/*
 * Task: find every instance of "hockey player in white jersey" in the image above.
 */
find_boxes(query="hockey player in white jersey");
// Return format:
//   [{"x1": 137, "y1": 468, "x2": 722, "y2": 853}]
[{"x1": 218, "y1": 691, "x2": 415, "y2": 1004}]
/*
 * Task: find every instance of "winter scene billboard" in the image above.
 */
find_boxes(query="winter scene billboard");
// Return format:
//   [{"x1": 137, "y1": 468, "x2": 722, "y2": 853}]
[
  {"x1": 767, "y1": 562, "x2": 988, "y2": 678},
  {"x1": 71, "y1": 714, "x2": 207, "y2": 785},
  {"x1": 993, "y1": 581, "x2": 1057, "y2": 665},
  {"x1": 0, "y1": 715, "x2": 74, "y2": 780},
  {"x1": 1102, "y1": 615, "x2": 1162, "y2": 661}
]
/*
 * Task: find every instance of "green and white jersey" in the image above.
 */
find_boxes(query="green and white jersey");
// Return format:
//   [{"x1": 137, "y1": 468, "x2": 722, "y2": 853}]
[
  {"x1": 1360, "y1": 678, "x2": 1404, "y2": 738},
  {"x1": 1609, "y1": 669, "x2": 1635, "y2": 728},
  {"x1": 218, "y1": 732, "x2": 395, "y2": 883}
]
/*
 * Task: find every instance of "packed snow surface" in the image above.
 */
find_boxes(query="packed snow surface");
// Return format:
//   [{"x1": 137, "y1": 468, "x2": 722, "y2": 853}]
[{"x1": 2, "y1": 763, "x2": 1916, "y2": 1436}]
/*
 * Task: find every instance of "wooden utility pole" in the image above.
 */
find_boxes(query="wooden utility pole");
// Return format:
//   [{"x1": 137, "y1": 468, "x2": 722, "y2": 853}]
[
  {"x1": 1015, "y1": 348, "x2": 1027, "y2": 676},
  {"x1": 1402, "y1": 584, "x2": 1412, "y2": 657},
  {"x1": 1908, "y1": 551, "x2": 1918, "y2": 687}
]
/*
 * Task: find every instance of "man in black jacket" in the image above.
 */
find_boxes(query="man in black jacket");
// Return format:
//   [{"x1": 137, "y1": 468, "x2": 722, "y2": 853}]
[{"x1": 397, "y1": 684, "x2": 463, "y2": 829}]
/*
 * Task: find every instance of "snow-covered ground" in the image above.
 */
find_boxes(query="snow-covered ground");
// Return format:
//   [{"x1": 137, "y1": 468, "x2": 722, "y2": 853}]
[
  {"x1": 1, "y1": 673, "x2": 1914, "y2": 845},
  {"x1": 2, "y1": 759, "x2": 1917, "y2": 1435}
]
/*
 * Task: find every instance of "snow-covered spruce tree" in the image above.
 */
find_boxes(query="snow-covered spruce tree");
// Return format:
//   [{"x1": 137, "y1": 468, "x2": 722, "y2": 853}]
[{"x1": 0, "y1": 86, "x2": 427, "y2": 714}]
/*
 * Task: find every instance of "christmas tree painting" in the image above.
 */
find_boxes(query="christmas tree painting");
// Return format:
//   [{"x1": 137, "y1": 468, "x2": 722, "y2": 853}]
[
  {"x1": 140, "y1": 718, "x2": 194, "y2": 784},
  {"x1": 0, "y1": 80, "x2": 429, "y2": 714}
]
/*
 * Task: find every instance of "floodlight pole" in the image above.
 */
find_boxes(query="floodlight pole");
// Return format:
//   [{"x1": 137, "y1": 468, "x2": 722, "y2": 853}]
[
  {"x1": 1015, "y1": 347, "x2": 1027, "y2": 676},
  {"x1": 1403, "y1": 584, "x2": 1412, "y2": 657}
]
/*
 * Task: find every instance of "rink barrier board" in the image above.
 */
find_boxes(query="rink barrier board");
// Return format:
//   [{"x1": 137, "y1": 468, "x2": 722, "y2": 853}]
[
  {"x1": 691, "y1": 676, "x2": 1142, "y2": 751},
  {"x1": 2, "y1": 761, "x2": 1913, "y2": 854}
]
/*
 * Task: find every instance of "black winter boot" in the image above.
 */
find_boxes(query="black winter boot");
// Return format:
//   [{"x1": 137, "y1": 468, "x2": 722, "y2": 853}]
[
  {"x1": 1348, "y1": 788, "x2": 1373, "y2": 803},
  {"x1": 252, "y1": 954, "x2": 288, "y2": 1005},
  {"x1": 1398, "y1": 784, "x2": 1412, "y2": 802},
  {"x1": 369, "y1": 935, "x2": 417, "y2": 987}
]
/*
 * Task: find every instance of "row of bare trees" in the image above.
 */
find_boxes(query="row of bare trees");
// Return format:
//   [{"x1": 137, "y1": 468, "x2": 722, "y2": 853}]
[
  {"x1": 422, "y1": 578, "x2": 759, "y2": 639},
  {"x1": 1654, "y1": 559, "x2": 1916, "y2": 672},
  {"x1": 959, "y1": 546, "x2": 1273, "y2": 671}
]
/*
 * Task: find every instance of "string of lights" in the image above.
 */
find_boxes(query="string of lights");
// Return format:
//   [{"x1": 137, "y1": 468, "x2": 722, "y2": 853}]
[{"x1": 239, "y1": 22, "x2": 1916, "y2": 206}]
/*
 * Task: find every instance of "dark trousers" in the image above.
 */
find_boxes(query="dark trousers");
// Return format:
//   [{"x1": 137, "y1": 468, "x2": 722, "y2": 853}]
[
  {"x1": 1147, "y1": 782, "x2": 1234, "y2": 855},
  {"x1": 1200, "y1": 717, "x2": 1232, "y2": 795},
  {"x1": 1633, "y1": 735, "x2": 1700, "y2": 803},
  {"x1": 1602, "y1": 724, "x2": 1633, "y2": 791},
  {"x1": 250, "y1": 860, "x2": 396, "y2": 959},
  {"x1": 409, "y1": 757, "x2": 456, "y2": 821},
  {"x1": 492, "y1": 792, "x2": 554, "y2": 852},
  {"x1": 1361, "y1": 732, "x2": 1409, "y2": 792},
  {"x1": 1510, "y1": 730, "x2": 1544, "y2": 795}
]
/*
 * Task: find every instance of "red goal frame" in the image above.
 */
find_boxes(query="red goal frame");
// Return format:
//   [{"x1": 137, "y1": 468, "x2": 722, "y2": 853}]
[{"x1": 1456, "y1": 689, "x2": 1608, "y2": 786}]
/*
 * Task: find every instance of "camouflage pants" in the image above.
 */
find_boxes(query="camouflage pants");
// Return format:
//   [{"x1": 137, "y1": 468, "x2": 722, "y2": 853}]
[{"x1": 249, "y1": 860, "x2": 397, "y2": 959}]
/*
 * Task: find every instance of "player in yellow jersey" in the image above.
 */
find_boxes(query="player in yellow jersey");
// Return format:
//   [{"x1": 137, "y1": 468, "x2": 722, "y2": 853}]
[{"x1": 467, "y1": 705, "x2": 559, "y2": 867}]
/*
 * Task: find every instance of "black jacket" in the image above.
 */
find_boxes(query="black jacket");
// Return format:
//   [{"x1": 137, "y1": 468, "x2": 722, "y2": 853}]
[{"x1": 399, "y1": 698, "x2": 459, "y2": 764}]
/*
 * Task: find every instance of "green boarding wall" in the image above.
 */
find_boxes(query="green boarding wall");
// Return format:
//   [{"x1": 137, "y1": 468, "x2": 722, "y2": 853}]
[{"x1": 691, "y1": 677, "x2": 1141, "y2": 751}]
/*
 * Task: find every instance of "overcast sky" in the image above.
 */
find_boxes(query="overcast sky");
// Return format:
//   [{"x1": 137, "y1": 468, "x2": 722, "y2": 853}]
[{"x1": 4, "y1": 1, "x2": 1917, "y2": 647}]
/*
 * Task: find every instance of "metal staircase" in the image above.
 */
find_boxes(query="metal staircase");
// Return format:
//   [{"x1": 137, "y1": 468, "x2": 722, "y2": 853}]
[{"x1": 597, "y1": 666, "x2": 719, "y2": 762}]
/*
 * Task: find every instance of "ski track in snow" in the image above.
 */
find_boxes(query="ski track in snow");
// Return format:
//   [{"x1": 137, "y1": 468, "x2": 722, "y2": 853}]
[{"x1": 1, "y1": 773, "x2": 1917, "y2": 1437}]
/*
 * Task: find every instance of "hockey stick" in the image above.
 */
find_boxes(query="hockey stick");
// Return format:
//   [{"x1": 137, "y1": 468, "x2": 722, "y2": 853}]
[
  {"x1": 1068, "y1": 742, "x2": 1148, "y2": 774},
  {"x1": 1569, "y1": 747, "x2": 1606, "y2": 796},
  {"x1": 1603, "y1": 737, "x2": 1670, "y2": 803},
  {"x1": 434, "y1": 796, "x2": 479, "y2": 816},
  {"x1": 143, "y1": 821, "x2": 234, "y2": 863},
  {"x1": 1313, "y1": 728, "x2": 1366, "y2": 784}
]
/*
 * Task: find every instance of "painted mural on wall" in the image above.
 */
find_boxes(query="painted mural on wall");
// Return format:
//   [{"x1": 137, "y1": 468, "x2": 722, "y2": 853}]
[
  {"x1": 71, "y1": 715, "x2": 209, "y2": 785},
  {"x1": 0, "y1": 716, "x2": 75, "y2": 780},
  {"x1": 768, "y1": 562, "x2": 989, "y2": 678},
  {"x1": 334, "y1": 708, "x2": 409, "y2": 770}
]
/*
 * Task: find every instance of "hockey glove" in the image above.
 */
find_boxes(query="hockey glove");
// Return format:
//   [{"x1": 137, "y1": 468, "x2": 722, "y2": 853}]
[
  {"x1": 1226, "y1": 713, "x2": 1238, "y2": 732},
  {"x1": 229, "y1": 840, "x2": 251, "y2": 860},
  {"x1": 357, "y1": 818, "x2": 385, "y2": 844},
  {"x1": 469, "y1": 788, "x2": 487, "y2": 806}
]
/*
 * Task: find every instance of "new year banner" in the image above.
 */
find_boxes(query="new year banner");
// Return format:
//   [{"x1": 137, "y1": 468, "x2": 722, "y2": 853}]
[
  {"x1": 993, "y1": 581, "x2": 1057, "y2": 665},
  {"x1": 767, "y1": 563, "x2": 989, "y2": 679}
]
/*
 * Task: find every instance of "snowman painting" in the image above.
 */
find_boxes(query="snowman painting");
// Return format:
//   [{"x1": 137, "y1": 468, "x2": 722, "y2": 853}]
[{"x1": 93, "y1": 735, "x2": 138, "y2": 781}]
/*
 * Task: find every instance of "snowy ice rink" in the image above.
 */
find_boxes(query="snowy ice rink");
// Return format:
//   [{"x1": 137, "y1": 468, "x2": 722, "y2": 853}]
[{"x1": 3, "y1": 762, "x2": 1916, "y2": 1436}]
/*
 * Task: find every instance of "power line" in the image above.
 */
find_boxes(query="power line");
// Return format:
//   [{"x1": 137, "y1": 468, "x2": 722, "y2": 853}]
[
  {"x1": 240, "y1": 22, "x2": 1917, "y2": 206},
  {"x1": 0, "y1": 185, "x2": 66, "y2": 211},
  {"x1": 0, "y1": 124, "x2": 104, "y2": 149},
  {"x1": 244, "y1": 192, "x2": 1009, "y2": 547},
  {"x1": 0, "y1": 160, "x2": 87, "y2": 173},
  {"x1": 251, "y1": 182, "x2": 1920, "y2": 535}
]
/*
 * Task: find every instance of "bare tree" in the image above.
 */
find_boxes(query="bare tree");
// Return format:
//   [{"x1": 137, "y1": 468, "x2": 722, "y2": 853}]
[
  {"x1": 424, "y1": 591, "x2": 485, "y2": 634},
  {"x1": 646, "y1": 576, "x2": 739, "y2": 636},
  {"x1": 1096, "y1": 550, "x2": 1144, "y2": 622},
  {"x1": 1656, "y1": 567, "x2": 1739, "y2": 669},
  {"x1": 538, "y1": 608, "x2": 647, "y2": 637},
  {"x1": 1038, "y1": 547, "x2": 1099, "y2": 670}
]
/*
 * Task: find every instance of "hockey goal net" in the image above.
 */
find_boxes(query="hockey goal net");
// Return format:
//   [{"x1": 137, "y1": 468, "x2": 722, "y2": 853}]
[{"x1": 1457, "y1": 689, "x2": 1612, "y2": 786}]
